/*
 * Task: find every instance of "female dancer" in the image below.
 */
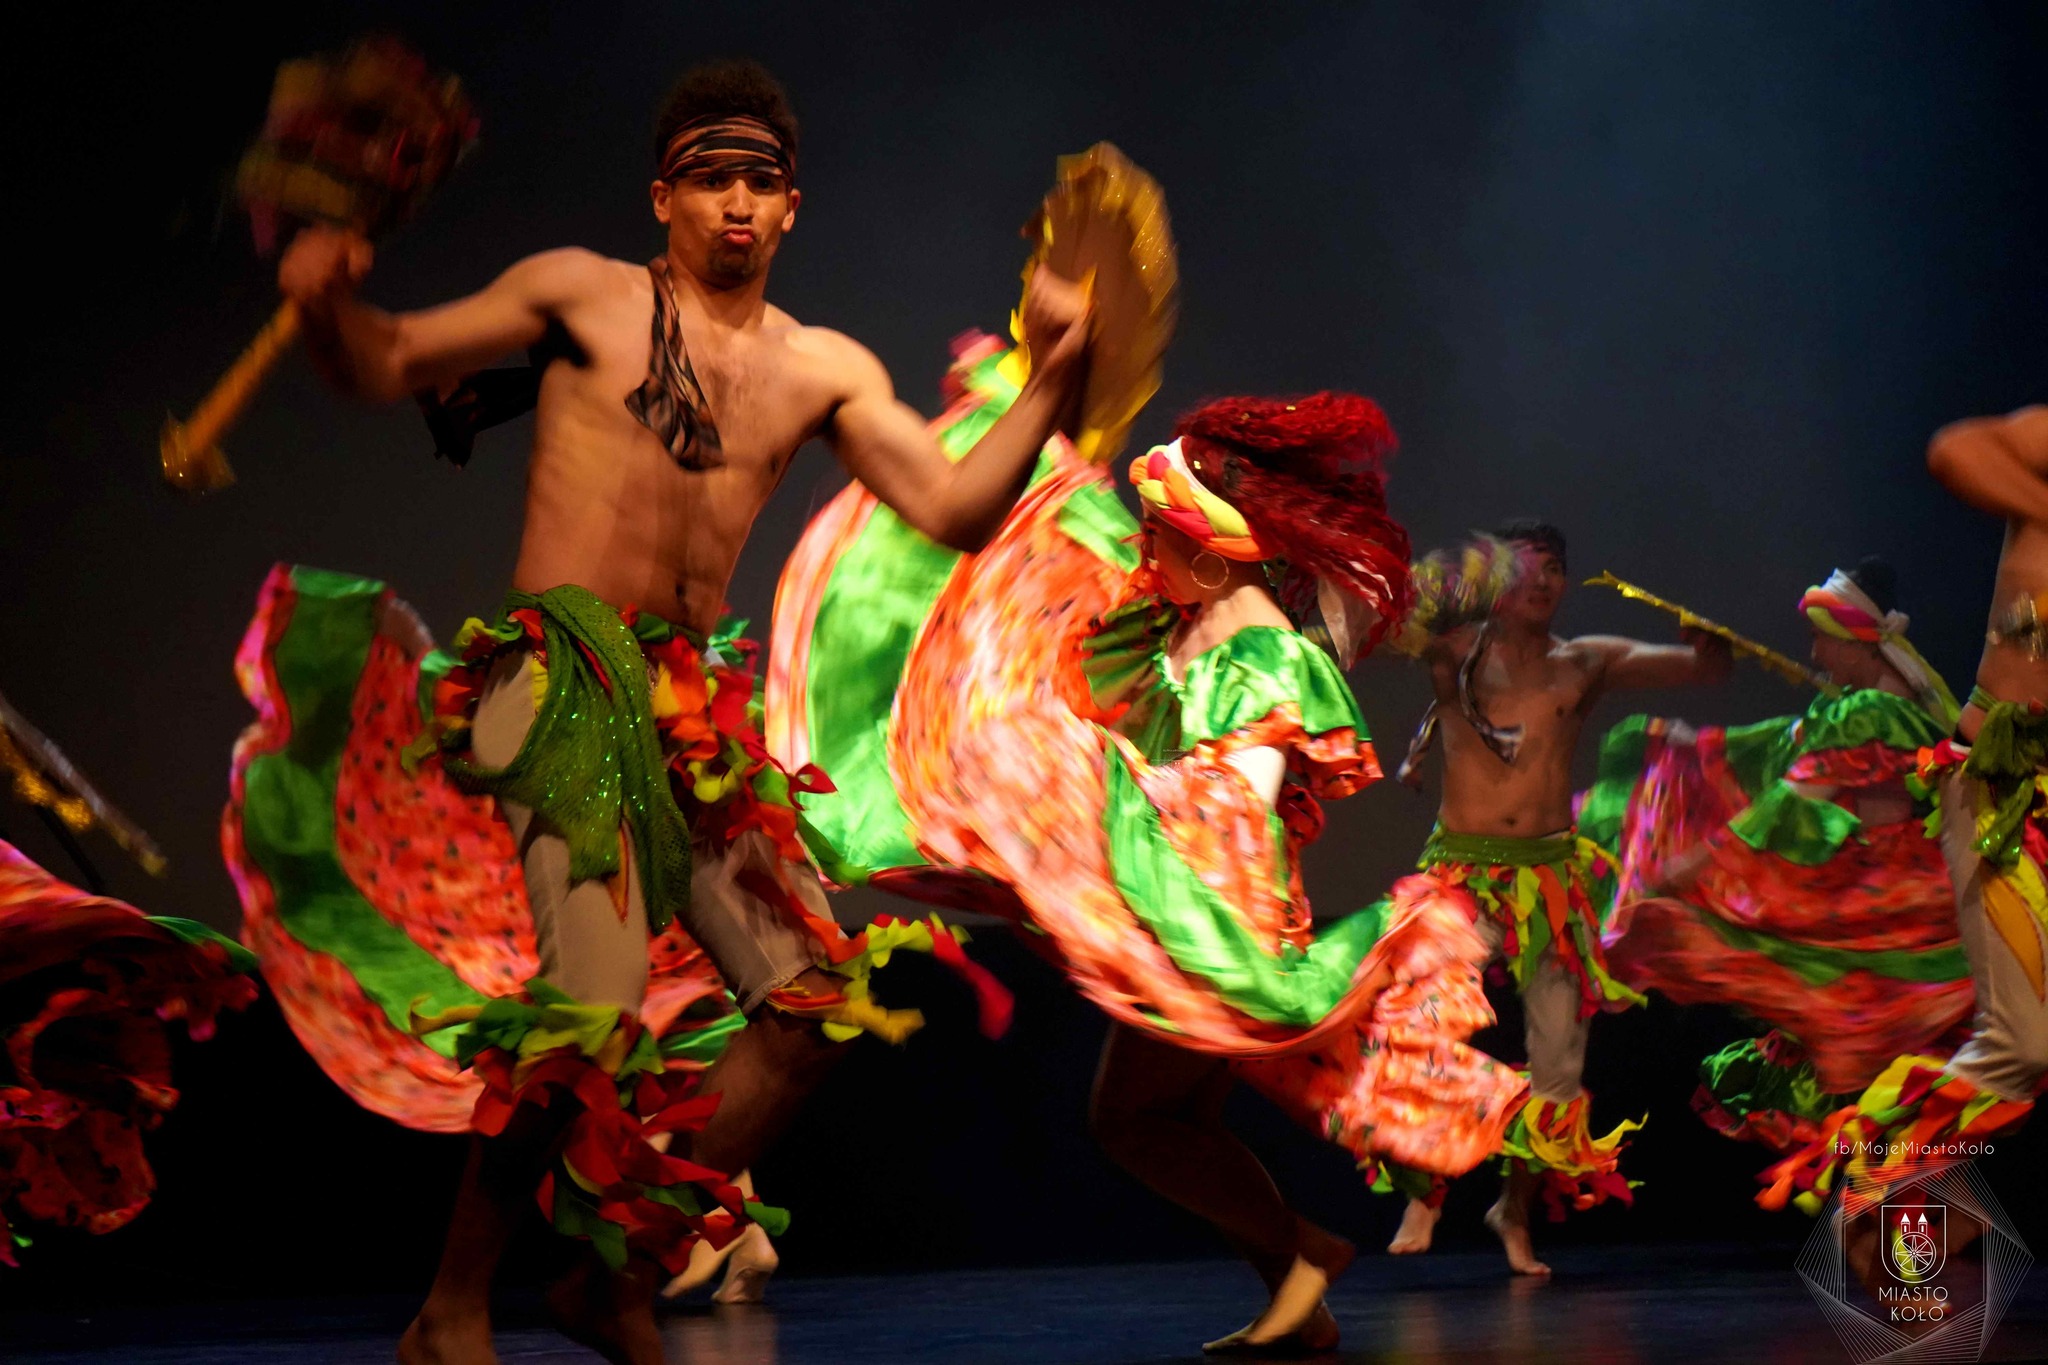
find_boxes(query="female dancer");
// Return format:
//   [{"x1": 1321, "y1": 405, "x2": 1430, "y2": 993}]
[
  {"x1": 1582, "y1": 558, "x2": 1972, "y2": 1173},
  {"x1": 771, "y1": 338, "x2": 1527, "y2": 1353}
]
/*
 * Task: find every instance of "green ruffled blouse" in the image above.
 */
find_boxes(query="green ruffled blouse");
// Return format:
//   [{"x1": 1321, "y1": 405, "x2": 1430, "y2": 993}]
[{"x1": 1089, "y1": 613, "x2": 1395, "y2": 1028}]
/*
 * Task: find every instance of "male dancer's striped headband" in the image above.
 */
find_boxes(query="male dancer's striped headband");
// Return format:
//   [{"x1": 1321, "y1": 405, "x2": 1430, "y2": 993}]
[
  {"x1": 1800, "y1": 569, "x2": 1959, "y2": 725},
  {"x1": 660, "y1": 115, "x2": 795, "y2": 186},
  {"x1": 1128, "y1": 439, "x2": 1272, "y2": 561}
]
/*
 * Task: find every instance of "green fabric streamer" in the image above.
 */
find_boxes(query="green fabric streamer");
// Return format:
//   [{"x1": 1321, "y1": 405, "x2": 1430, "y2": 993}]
[
  {"x1": 442, "y1": 587, "x2": 695, "y2": 932},
  {"x1": 658, "y1": 1009, "x2": 748, "y2": 1066},
  {"x1": 145, "y1": 916, "x2": 260, "y2": 973},
  {"x1": 1697, "y1": 1036, "x2": 1845, "y2": 1127},
  {"x1": 239, "y1": 569, "x2": 489, "y2": 1056},
  {"x1": 1959, "y1": 686, "x2": 2048, "y2": 868},
  {"x1": 1694, "y1": 908, "x2": 1967, "y2": 985}
]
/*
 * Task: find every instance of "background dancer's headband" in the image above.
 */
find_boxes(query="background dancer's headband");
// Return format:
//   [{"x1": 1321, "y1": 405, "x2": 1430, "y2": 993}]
[
  {"x1": 660, "y1": 115, "x2": 795, "y2": 186},
  {"x1": 1800, "y1": 569, "x2": 1959, "y2": 725},
  {"x1": 1801, "y1": 571, "x2": 1895, "y2": 642},
  {"x1": 1128, "y1": 438, "x2": 1273, "y2": 561}
]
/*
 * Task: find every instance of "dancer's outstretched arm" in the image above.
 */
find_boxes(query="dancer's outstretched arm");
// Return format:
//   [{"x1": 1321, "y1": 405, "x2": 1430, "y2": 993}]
[
  {"x1": 280, "y1": 224, "x2": 603, "y2": 403},
  {"x1": 829, "y1": 265, "x2": 1090, "y2": 552},
  {"x1": 1579, "y1": 629, "x2": 1732, "y2": 694}
]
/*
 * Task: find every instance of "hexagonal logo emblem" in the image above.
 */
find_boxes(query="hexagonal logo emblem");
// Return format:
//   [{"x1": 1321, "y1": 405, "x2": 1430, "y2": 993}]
[{"x1": 1797, "y1": 1163, "x2": 2033, "y2": 1362}]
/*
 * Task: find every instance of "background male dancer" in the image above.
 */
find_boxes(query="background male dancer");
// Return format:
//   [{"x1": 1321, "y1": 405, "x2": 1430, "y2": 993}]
[
  {"x1": 1923, "y1": 407, "x2": 2048, "y2": 1100},
  {"x1": 277, "y1": 59, "x2": 1089, "y2": 1365},
  {"x1": 1388, "y1": 520, "x2": 1728, "y2": 1273}
]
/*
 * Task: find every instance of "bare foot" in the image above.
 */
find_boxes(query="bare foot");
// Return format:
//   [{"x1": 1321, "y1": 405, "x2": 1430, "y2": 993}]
[
  {"x1": 711, "y1": 1224, "x2": 779, "y2": 1304},
  {"x1": 396, "y1": 1309, "x2": 499, "y2": 1365},
  {"x1": 1388, "y1": 1197, "x2": 1440, "y2": 1255},
  {"x1": 1219, "y1": 1222, "x2": 1353, "y2": 1350},
  {"x1": 1484, "y1": 1198, "x2": 1552, "y2": 1277},
  {"x1": 662, "y1": 1227, "x2": 737, "y2": 1300},
  {"x1": 1203, "y1": 1301, "x2": 1339, "y2": 1356},
  {"x1": 545, "y1": 1258, "x2": 665, "y2": 1365}
]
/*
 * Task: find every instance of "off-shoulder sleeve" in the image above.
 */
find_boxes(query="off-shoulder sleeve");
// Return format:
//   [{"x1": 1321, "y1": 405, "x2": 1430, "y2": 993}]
[
  {"x1": 1177, "y1": 627, "x2": 1378, "y2": 796},
  {"x1": 1727, "y1": 692, "x2": 1944, "y2": 865}
]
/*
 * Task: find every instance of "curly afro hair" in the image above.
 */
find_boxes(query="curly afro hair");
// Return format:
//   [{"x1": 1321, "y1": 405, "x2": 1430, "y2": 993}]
[{"x1": 653, "y1": 58, "x2": 799, "y2": 174}]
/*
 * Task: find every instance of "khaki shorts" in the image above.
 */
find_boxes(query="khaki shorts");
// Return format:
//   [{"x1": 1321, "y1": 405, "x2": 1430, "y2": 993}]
[
  {"x1": 1939, "y1": 770, "x2": 2048, "y2": 1101},
  {"x1": 1473, "y1": 915, "x2": 1592, "y2": 1103}
]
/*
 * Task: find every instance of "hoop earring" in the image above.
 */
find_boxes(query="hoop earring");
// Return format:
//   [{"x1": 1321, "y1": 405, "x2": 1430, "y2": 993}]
[{"x1": 1190, "y1": 551, "x2": 1229, "y2": 591}]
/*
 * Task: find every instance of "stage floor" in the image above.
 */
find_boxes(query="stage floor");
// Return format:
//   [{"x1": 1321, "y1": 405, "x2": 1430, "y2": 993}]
[{"x1": 7, "y1": 1242, "x2": 2046, "y2": 1363}]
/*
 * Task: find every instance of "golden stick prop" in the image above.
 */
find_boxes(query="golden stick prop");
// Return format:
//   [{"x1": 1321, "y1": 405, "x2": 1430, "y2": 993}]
[
  {"x1": 161, "y1": 38, "x2": 477, "y2": 494},
  {"x1": 0, "y1": 691, "x2": 167, "y2": 876},
  {"x1": 1585, "y1": 571, "x2": 1839, "y2": 694}
]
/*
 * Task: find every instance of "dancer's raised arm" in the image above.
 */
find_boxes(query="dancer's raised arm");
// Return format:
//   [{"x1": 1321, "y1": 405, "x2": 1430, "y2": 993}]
[{"x1": 829, "y1": 266, "x2": 1090, "y2": 551}]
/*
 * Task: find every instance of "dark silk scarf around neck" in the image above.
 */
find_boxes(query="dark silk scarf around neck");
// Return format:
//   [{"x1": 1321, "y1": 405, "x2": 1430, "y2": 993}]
[
  {"x1": 415, "y1": 258, "x2": 725, "y2": 469},
  {"x1": 625, "y1": 257, "x2": 725, "y2": 470},
  {"x1": 1396, "y1": 621, "x2": 1526, "y2": 784}
]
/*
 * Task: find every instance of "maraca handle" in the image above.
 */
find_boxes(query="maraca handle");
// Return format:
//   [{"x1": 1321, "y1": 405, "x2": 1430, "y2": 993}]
[{"x1": 161, "y1": 299, "x2": 303, "y2": 493}]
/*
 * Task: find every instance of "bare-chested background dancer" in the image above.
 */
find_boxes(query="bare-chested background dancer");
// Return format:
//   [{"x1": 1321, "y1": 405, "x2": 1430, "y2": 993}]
[
  {"x1": 1925, "y1": 407, "x2": 2048, "y2": 1103},
  {"x1": 276, "y1": 60, "x2": 1089, "y2": 1365},
  {"x1": 1386, "y1": 520, "x2": 1728, "y2": 1273}
]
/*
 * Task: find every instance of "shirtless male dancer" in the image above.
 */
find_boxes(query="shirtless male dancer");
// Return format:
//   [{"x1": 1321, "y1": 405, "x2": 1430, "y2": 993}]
[
  {"x1": 1387, "y1": 520, "x2": 1728, "y2": 1274},
  {"x1": 1923, "y1": 408, "x2": 2048, "y2": 1102},
  {"x1": 276, "y1": 60, "x2": 1089, "y2": 1365}
]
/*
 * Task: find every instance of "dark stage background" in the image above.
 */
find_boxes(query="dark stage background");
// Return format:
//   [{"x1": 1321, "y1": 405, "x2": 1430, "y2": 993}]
[{"x1": 3, "y1": 0, "x2": 2045, "y2": 1309}]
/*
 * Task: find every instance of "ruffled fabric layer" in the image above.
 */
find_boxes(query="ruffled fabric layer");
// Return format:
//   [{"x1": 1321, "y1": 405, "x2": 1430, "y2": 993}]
[
  {"x1": 1692, "y1": 1031, "x2": 1846, "y2": 1154},
  {"x1": 0, "y1": 840, "x2": 256, "y2": 1264},
  {"x1": 1586, "y1": 704, "x2": 1970, "y2": 1097},
  {"x1": 223, "y1": 566, "x2": 740, "y2": 1133},
  {"x1": 421, "y1": 982, "x2": 786, "y2": 1273},
  {"x1": 1498, "y1": 1092, "x2": 1640, "y2": 1221},
  {"x1": 899, "y1": 474, "x2": 1523, "y2": 1173},
  {"x1": 1757, "y1": 1055, "x2": 2032, "y2": 1216}
]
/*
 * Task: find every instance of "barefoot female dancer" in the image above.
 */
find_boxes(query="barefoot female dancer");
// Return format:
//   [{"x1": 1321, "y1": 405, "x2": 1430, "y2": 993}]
[{"x1": 771, "y1": 346, "x2": 1526, "y2": 1354}]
